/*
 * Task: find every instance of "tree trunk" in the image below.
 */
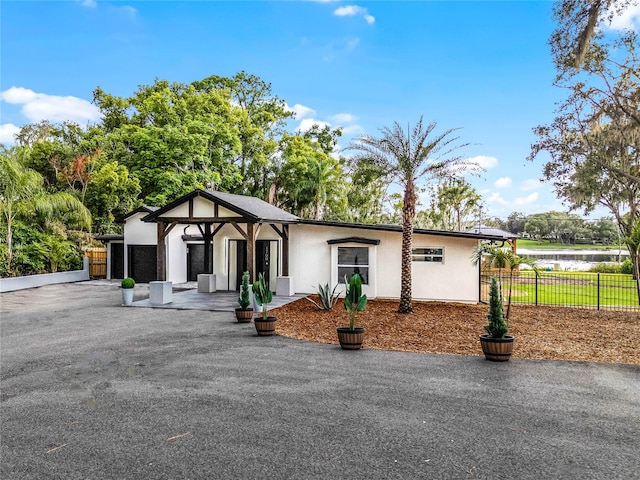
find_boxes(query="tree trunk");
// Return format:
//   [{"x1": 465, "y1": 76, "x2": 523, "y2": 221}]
[
  {"x1": 5, "y1": 211, "x2": 13, "y2": 273},
  {"x1": 630, "y1": 244, "x2": 640, "y2": 304},
  {"x1": 399, "y1": 183, "x2": 416, "y2": 313},
  {"x1": 506, "y1": 268, "x2": 514, "y2": 320}
]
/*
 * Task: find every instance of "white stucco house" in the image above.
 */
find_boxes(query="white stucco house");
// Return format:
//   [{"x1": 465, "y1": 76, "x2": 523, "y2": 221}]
[{"x1": 98, "y1": 189, "x2": 507, "y2": 302}]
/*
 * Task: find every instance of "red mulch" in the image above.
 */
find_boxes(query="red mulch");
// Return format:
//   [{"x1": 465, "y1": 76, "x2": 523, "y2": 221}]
[{"x1": 271, "y1": 296, "x2": 640, "y2": 365}]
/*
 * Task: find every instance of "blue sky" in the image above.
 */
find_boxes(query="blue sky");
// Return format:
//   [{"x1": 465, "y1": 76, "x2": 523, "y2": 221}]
[{"x1": 2, "y1": 1, "x2": 639, "y2": 220}]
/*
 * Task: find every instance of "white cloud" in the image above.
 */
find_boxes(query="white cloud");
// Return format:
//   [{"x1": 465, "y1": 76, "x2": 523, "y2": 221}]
[
  {"x1": 120, "y1": 5, "x2": 138, "y2": 17},
  {"x1": 466, "y1": 155, "x2": 498, "y2": 169},
  {"x1": 494, "y1": 177, "x2": 512, "y2": 188},
  {"x1": 80, "y1": 0, "x2": 97, "y2": 7},
  {"x1": 486, "y1": 192, "x2": 509, "y2": 206},
  {"x1": 486, "y1": 191, "x2": 539, "y2": 208},
  {"x1": 514, "y1": 192, "x2": 539, "y2": 206},
  {"x1": 0, "y1": 124, "x2": 20, "y2": 144},
  {"x1": 296, "y1": 118, "x2": 332, "y2": 133},
  {"x1": 0, "y1": 87, "x2": 101, "y2": 124},
  {"x1": 327, "y1": 112, "x2": 365, "y2": 135},
  {"x1": 286, "y1": 103, "x2": 316, "y2": 119},
  {"x1": 342, "y1": 124, "x2": 365, "y2": 135},
  {"x1": 607, "y1": 1, "x2": 640, "y2": 31},
  {"x1": 333, "y1": 5, "x2": 375, "y2": 24},
  {"x1": 520, "y1": 178, "x2": 542, "y2": 191},
  {"x1": 329, "y1": 113, "x2": 357, "y2": 123},
  {"x1": 334, "y1": 5, "x2": 361, "y2": 16},
  {"x1": 1, "y1": 87, "x2": 37, "y2": 104}
]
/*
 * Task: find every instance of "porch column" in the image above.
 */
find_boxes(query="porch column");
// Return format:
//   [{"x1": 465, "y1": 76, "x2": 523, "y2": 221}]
[
  {"x1": 269, "y1": 223, "x2": 290, "y2": 276},
  {"x1": 203, "y1": 222, "x2": 213, "y2": 274},
  {"x1": 156, "y1": 220, "x2": 177, "y2": 282},
  {"x1": 157, "y1": 221, "x2": 166, "y2": 281},
  {"x1": 282, "y1": 224, "x2": 289, "y2": 276},
  {"x1": 247, "y1": 222, "x2": 255, "y2": 281}
]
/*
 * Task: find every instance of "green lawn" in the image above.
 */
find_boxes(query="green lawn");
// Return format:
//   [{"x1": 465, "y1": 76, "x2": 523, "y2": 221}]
[
  {"x1": 516, "y1": 239, "x2": 626, "y2": 251},
  {"x1": 485, "y1": 271, "x2": 639, "y2": 308}
]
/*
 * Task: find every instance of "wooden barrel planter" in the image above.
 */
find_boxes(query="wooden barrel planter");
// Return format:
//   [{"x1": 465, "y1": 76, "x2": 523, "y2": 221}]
[
  {"x1": 337, "y1": 327, "x2": 365, "y2": 350},
  {"x1": 479, "y1": 334, "x2": 514, "y2": 361},
  {"x1": 254, "y1": 316, "x2": 277, "y2": 336},
  {"x1": 235, "y1": 308, "x2": 253, "y2": 323}
]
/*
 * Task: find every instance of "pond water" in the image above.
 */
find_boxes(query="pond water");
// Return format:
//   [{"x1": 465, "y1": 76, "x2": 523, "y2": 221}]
[{"x1": 518, "y1": 249, "x2": 629, "y2": 272}]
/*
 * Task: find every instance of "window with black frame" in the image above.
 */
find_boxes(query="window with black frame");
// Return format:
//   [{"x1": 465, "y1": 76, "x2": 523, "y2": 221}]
[{"x1": 337, "y1": 247, "x2": 369, "y2": 284}]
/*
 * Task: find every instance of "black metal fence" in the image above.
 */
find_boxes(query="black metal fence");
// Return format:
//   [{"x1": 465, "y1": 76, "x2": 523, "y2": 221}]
[{"x1": 480, "y1": 270, "x2": 640, "y2": 311}]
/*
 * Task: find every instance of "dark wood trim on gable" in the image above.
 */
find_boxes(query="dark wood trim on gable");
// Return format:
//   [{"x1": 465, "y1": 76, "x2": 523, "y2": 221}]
[{"x1": 327, "y1": 237, "x2": 381, "y2": 246}]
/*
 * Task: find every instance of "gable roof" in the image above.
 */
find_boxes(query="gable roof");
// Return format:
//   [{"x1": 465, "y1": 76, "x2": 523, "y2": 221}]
[
  {"x1": 141, "y1": 189, "x2": 299, "y2": 223},
  {"x1": 118, "y1": 205, "x2": 159, "y2": 222},
  {"x1": 206, "y1": 190, "x2": 299, "y2": 222}
]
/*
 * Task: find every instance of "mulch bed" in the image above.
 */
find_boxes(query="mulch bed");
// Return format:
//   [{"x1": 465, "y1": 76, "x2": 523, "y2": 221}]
[{"x1": 271, "y1": 296, "x2": 640, "y2": 365}]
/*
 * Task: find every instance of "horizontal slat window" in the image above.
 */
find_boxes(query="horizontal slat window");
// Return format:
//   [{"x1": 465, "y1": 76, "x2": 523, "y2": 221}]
[{"x1": 412, "y1": 247, "x2": 444, "y2": 263}]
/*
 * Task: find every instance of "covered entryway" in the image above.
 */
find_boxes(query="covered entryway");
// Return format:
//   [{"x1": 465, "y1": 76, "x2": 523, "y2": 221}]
[
  {"x1": 228, "y1": 239, "x2": 278, "y2": 290},
  {"x1": 142, "y1": 189, "x2": 297, "y2": 288}
]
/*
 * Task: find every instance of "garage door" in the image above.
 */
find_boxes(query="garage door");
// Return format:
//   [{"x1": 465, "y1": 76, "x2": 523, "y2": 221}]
[{"x1": 128, "y1": 245, "x2": 157, "y2": 283}]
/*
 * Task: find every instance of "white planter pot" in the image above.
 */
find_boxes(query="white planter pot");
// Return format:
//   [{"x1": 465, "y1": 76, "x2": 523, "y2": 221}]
[{"x1": 122, "y1": 288, "x2": 134, "y2": 306}]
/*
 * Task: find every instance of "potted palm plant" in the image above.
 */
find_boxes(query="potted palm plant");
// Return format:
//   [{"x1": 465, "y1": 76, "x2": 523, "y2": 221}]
[
  {"x1": 479, "y1": 276, "x2": 514, "y2": 361},
  {"x1": 235, "y1": 271, "x2": 253, "y2": 323},
  {"x1": 252, "y1": 272, "x2": 276, "y2": 336},
  {"x1": 121, "y1": 277, "x2": 135, "y2": 306},
  {"x1": 337, "y1": 273, "x2": 367, "y2": 350}
]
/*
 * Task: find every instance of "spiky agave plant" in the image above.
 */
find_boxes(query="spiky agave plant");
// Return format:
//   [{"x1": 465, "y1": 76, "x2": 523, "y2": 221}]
[{"x1": 305, "y1": 282, "x2": 341, "y2": 310}]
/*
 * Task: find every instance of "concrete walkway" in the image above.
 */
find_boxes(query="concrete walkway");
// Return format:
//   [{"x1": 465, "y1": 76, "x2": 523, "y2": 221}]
[
  {"x1": 130, "y1": 284, "x2": 304, "y2": 312},
  {"x1": 1, "y1": 281, "x2": 639, "y2": 479}
]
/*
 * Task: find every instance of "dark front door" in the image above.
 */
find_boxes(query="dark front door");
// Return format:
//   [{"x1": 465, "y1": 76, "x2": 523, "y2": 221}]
[
  {"x1": 232, "y1": 240, "x2": 275, "y2": 290},
  {"x1": 111, "y1": 243, "x2": 124, "y2": 279},
  {"x1": 255, "y1": 240, "x2": 272, "y2": 287},
  {"x1": 234, "y1": 241, "x2": 247, "y2": 290},
  {"x1": 187, "y1": 244, "x2": 213, "y2": 281},
  {"x1": 128, "y1": 245, "x2": 157, "y2": 283}
]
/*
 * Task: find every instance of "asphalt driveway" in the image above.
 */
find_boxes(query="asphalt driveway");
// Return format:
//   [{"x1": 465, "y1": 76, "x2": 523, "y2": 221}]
[{"x1": 1, "y1": 282, "x2": 639, "y2": 479}]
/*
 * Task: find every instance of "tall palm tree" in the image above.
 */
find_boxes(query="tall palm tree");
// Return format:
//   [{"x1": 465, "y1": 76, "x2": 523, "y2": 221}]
[
  {"x1": 348, "y1": 117, "x2": 473, "y2": 313},
  {"x1": 0, "y1": 148, "x2": 91, "y2": 272},
  {"x1": 304, "y1": 155, "x2": 341, "y2": 220},
  {"x1": 438, "y1": 178, "x2": 481, "y2": 231}
]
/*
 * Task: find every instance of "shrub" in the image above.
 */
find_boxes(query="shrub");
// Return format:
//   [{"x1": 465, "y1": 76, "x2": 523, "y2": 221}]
[
  {"x1": 620, "y1": 258, "x2": 634, "y2": 275},
  {"x1": 485, "y1": 276, "x2": 508, "y2": 339},
  {"x1": 121, "y1": 277, "x2": 135, "y2": 289},
  {"x1": 238, "y1": 271, "x2": 251, "y2": 309},
  {"x1": 589, "y1": 263, "x2": 621, "y2": 274}
]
